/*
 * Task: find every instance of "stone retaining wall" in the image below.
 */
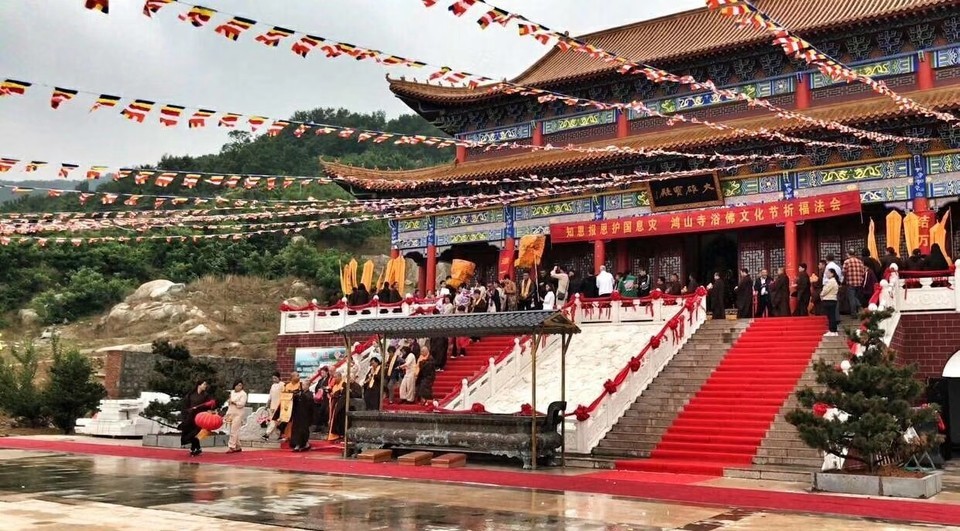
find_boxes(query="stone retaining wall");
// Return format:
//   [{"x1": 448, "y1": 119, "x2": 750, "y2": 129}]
[{"x1": 103, "y1": 350, "x2": 277, "y2": 398}]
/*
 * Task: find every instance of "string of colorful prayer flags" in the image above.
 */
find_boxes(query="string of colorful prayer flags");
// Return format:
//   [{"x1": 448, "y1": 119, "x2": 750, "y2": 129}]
[
  {"x1": 425, "y1": 0, "x2": 930, "y2": 146},
  {"x1": 706, "y1": 0, "x2": 958, "y2": 125}
]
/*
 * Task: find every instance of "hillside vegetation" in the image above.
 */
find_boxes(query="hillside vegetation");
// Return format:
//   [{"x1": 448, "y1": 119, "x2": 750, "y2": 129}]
[{"x1": 0, "y1": 108, "x2": 451, "y2": 334}]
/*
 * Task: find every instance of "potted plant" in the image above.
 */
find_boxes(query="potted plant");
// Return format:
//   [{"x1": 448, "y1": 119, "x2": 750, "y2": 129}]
[{"x1": 786, "y1": 308, "x2": 943, "y2": 498}]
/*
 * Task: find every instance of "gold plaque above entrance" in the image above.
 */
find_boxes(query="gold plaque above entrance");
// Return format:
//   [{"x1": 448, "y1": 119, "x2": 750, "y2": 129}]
[{"x1": 646, "y1": 171, "x2": 724, "y2": 213}]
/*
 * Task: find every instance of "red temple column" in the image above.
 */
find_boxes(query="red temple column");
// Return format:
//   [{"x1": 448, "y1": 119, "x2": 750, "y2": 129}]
[
  {"x1": 785, "y1": 220, "x2": 799, "y2": 281},
  {"x1": 616, "y1": 110, "x2": 629, "y2": 139},
  {"x1": 918, "y1": 51, "x2": 935, "y2": 91},
  {"x1": 425, "y1": 245, "x2": 437, "y2": 294},
  {"x1": 532, "y1": 122, "x2": 544, "y2": 147},
  {"x1": 796, "y1": 73, "x2": 811, "y2": 110},
  {"x1": 593, "y1": 240, "x2": 606, "y2": 274},
  {"x1": 455, "y1": 145, "x2": 467, "y2": 164}
]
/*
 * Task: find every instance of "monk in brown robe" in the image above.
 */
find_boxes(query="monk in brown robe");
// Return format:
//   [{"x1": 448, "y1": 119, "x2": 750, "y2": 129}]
[
  {"x1": 770, "y1": 267, "x2": 791, "y2": 317},
  {"x1": 735, "y1": 268, "x2": 753, "y2": 318}
]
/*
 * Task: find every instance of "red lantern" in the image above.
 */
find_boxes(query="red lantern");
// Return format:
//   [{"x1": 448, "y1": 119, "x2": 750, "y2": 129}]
[
  {"x1": 813, "y1": 402, "x2": 829, "y2": 417},
  {"x1": 194, "y1": 411, "x2": 223, "y2": 431}
]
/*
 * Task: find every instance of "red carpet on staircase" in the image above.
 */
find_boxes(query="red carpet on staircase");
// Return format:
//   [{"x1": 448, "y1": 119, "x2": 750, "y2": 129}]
[
  {"x1": 385, "y1": 336, "x2": 516, "y2": 412},
  {"x1": 617, "y1": 317, "x2": 827, "y2": 476}
]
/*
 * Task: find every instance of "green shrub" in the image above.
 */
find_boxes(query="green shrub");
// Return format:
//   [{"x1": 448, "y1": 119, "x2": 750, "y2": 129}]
[
  {"x1": 0, "y1": 341, "x2": 47, "y2": 427},
  {"x1": 43, "y1": 342, "x2": 107, "y2": 434},
  {"x1": 30, "y1": 267, "x2": 133, "y2": 325}
]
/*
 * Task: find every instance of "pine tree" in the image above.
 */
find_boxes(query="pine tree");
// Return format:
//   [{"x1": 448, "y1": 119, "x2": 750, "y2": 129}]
[
  {"x1": 786, "y1": 309, "x2": 941, "y2": 473},
  {"x1": 43, "y1": 342, "x2": 107, "y2": 434},
  {"x1": 142, "y1": 340, "x2": 226, "y2": 425}
]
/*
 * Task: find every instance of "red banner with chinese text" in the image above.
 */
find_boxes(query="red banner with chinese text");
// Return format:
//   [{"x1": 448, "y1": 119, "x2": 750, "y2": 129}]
[
  {"x1": 498, "y1": 248, "x2": 515, "y2": 280},
  {"x1": 550, "y1": 191, "x2": 862, "y2": 243}
]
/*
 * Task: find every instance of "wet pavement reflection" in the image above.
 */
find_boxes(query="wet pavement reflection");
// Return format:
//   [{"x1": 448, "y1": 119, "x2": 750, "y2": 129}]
[
  {"x1": 0, "y1": 451, "x2": 954, "y2": 530},
  {"x1": 0, "y1": 452, "x2": 672, "y2": 530}
]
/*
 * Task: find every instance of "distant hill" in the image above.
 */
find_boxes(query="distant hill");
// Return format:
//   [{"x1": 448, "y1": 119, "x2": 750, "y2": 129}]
[{"x1": 0, "y1": 180, "x2": 86, "y2": 205}]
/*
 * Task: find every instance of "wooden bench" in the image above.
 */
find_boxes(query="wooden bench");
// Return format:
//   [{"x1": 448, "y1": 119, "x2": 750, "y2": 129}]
[
  {"x1": 431, "y1": 453, "x2": 466, "y2": 468},
  {"x1": 398, "y1": 451, "x2": 433, "y2": 466},
  {"x1": 357, "y1": 449, "x2": 392, "y2": 463}
]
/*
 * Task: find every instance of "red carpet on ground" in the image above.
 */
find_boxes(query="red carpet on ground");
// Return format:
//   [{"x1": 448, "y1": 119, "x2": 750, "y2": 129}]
[
  {"x1": 4, "y1": 437, "x2": 960, "y2": 527},
  {"x1": 618, "y1": 317, "x2": 827, "y2": 476},
  {"x1": 384, "y1": 336, "x2": 516, "y2": 411}
]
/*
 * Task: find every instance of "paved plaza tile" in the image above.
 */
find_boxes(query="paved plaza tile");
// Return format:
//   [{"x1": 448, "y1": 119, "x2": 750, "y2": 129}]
[{"x1": 0, "y1": 448, "x2": 956, "y2": 530}]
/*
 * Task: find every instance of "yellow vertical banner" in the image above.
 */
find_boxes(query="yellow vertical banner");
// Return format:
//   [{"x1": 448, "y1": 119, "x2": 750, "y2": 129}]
[
  {"x1": 867, "y1": 218, "x2": 879, "y2": 262},
  {"x1": 392, "y1": 257, "x2": 406, "y2": 293},
  {"x1": 932, "y1": 210, "x2": 952, "y2": 263},
  {"x1": 339, "y1": 260, "x2": 350, "y2": 297},
  {"x1": 903, "y1": 212, "x2": 920, "y2": 255},
  {"x1": 361, "y1": 260, "x2": 374, "y2": 289},
  {"x1": 885, "y1": 210, "x2": 902, "y2": 256},
  {"x1": 348, "y1": 258, "x2": 358, "y2": 290}
]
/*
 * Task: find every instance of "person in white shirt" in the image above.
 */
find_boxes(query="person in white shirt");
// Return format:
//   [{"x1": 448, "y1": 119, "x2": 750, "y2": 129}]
[
  {"x1": 225, "y1": 380, "x2": 248, "y2": 453},
  {"x1": 825, "y1": 253, "x2": 844, "y2": 284},
  {"x1": 262, "y1": 372, "x2": 283, "y2": 440},
  {"x1": 542, "y1": 284, "x2": 556, "y2": 311},
  {"x1": 596, "y1": 265, "x2": 615, "y2": 296},
  {"x1": 550, "y1": 266, "x2": 570, "y2": 306}
]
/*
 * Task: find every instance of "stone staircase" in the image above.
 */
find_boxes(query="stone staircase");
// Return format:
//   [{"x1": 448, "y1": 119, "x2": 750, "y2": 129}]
[
  {"x1": 725, "y1": 332, "x2": 851, "y2": 482},
  {"x1": 593, "y1": 318, "x2": 751, "y2": 459}
]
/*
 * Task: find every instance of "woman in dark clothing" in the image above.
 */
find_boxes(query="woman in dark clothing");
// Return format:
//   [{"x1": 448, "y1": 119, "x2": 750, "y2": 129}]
[
  {"x1": 289, "y1": 380, "x2": 314, "y2": 452},
  {"x1": 429, "y1": 336, "x2": 448, "y2": 372},
  {"x1": 906, "y1": 249, "x2": 926, "y2": 271},
  {"x1": 349, "y1": 284, "x2": 370, "y2": 306},
  {"x1": 793, "y1": 263, "x2": 811, "y2": 316},
  {"x1": 378, "y1": 282, "x2": 394, "y2": 303},
  {"x1": 362, "y1": 358, "x2": 382, "y2": 411},
  {"x1": 329, "y1": 376, "x2": 347, "y2": 440},
  {"x1": 312, "y1": 367, "x2": 330, "y2": 432},
  {"x1": 416, "y1": 352, "x2": 436, "y2": 403},
  {"x1": 735, "y1": 269, "x2": 753, "y2": 318},
  {"x1": 925, "y1": 243, "x2": 950, "y2": 271},
  {"x1": 180, "y1": 380, "x2": 214, "y2": 457},
  {"x1": 708, "y1": 272, "x2": 725, "y2": 320},
  {"x1": 684, "y1": 274, "x2": 699, "y2": 295}
]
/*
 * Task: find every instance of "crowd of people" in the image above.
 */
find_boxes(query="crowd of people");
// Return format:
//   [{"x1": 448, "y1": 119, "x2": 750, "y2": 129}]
[
  {"x1": 181, "y1": 244, "x2": 951, "y2": 456},
  {"x1": 724, "y1": 244, "x2": 952, "y2": 336}
]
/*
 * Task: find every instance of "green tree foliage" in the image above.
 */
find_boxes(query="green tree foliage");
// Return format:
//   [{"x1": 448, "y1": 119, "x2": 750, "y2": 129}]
[
  {"x1": 0, "y1": 341, "x2": 45, "y2": 427},
  {"x1": 142, "y1": 340, "x2": 227, "y2": 425},
  {"x1": 0, "y1": 108, "x2": 448, "y2": 321},
  {"x1": 43, "y1": 341, "x2": 107, "y2": 434},
  {"x1": 786, "y1": 309, "x2": 940, "y2": 473},
  {"x1": 31, "y1": 267, "x2": 134, "y2": 325}
]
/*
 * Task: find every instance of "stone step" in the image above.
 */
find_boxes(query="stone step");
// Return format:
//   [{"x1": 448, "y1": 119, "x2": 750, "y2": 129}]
[{"x1": 753, "y1": 455, "x2": 823, "y2": 468}]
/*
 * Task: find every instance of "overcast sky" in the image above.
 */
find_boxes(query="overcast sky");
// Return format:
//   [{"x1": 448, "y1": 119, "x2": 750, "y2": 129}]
[{"x1": 0, "y1": 0, "x2": 702, "y2": 177}]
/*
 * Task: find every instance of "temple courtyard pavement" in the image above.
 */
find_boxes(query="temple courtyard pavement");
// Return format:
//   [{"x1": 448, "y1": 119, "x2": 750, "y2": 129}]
[{"x1": 3, "y1": 435, "x2": 960, "y2": 530}]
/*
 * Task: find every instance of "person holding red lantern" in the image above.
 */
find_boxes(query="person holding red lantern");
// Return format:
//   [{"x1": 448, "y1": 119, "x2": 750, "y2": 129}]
[{"x1": 179, "y1": 380, "x2": 216, "y2": 457}]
